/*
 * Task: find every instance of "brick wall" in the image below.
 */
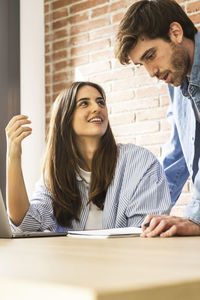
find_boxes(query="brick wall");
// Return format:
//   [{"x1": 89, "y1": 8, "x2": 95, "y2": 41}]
[{"x1": 44, "y1": 0, "x2": 200, "y2": 216}]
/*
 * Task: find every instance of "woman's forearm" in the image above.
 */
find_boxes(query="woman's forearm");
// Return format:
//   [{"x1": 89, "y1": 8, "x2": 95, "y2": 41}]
[
  {"x1": 5, "y1": 115, "x2": 32, "y2": 226},
  {"x1": 7, "y1": 157, "x2": 30, "y2": 226}
]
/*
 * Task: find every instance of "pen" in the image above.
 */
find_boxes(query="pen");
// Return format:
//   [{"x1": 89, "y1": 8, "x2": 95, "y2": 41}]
[{"x1": 143, "y1": 222, "x2": 150, "y2": 228}]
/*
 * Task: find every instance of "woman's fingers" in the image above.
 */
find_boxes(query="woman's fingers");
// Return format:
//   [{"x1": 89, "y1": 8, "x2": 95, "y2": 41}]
[
  {"x1": 6, "y1": 115, "x2": 31, "y2": 138},
  {"x1": 6, "y1": 115, "x2": 32, "y2": 159}
]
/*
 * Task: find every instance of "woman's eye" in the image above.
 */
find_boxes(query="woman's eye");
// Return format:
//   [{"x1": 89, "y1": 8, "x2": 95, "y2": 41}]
[
  {"x1": 79, "y1": 101, "x2": 88, "y2": 107},
  {"x1": 97, "y1": 100, "x2": 106, "y2": 106}
]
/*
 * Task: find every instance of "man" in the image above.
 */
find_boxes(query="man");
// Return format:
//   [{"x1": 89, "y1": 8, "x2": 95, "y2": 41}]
[{"x1": 115, "y1": 0, "x2": 200, "y2": 237}]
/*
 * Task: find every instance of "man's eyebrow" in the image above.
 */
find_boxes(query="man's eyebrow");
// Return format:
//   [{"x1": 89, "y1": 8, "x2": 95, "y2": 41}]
[{"x1": 140, "y1": 47, "x2": 156, "y2": 61}]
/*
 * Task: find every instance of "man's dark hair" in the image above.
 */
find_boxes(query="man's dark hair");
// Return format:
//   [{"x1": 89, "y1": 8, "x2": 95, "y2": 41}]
[{"x1": 115, "y1": 0, "x2": 197, "y2": 64}]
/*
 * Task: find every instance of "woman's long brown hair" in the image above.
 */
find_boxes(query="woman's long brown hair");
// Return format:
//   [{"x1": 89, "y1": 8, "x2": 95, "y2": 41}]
[{"x1": 43, "y1": 81, "x2": 118, "y2": 227}]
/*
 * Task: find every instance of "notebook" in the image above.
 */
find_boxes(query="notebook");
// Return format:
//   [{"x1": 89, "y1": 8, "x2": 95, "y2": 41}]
[
  {"x1": 0, "y1": 190, "x2": 67, "y2": 238},
  {"x1": 67, "y1": 227, "x2": 142, "y2": 238}
]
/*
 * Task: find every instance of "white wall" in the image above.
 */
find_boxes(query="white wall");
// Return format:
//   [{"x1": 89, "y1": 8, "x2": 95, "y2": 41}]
[{"x1": 20, "y1": 0, "x2": 45, "y2": 197}]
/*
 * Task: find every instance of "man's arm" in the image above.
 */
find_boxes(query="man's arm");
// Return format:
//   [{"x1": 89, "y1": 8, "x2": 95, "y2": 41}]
[{"x1": 162, "y1": 87, "x2": 189, "y2": 206}]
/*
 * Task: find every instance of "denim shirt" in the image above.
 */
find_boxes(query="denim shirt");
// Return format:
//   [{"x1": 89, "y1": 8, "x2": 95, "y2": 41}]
[{"x1": 163, "y1": 32, "x2": 200, "y2": 225}]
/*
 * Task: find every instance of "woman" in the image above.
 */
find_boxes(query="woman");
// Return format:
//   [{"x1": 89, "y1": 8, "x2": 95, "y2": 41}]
[{"x1": 6, "y1": 81, "x2": 171, "y2": 232}]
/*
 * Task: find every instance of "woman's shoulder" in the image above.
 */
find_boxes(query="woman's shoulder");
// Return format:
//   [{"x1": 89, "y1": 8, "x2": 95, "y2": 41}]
[{"x1": 117, "y1": 143, "x2": 156, "y2": 160}]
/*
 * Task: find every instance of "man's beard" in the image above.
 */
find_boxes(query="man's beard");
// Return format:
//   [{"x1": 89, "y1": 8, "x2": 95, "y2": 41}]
[{"x1": 169, "y1": 42, "x2": 190, "y2": 86}]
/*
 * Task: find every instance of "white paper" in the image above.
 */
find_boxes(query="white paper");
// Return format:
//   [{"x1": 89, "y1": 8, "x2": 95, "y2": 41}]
[{"x1": 67, "y1": 227, "x2": 142, "y2": 239}]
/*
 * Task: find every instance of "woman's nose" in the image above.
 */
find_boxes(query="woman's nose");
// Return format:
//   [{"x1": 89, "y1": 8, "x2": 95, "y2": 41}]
[{"x1": 91, "y1": 102, "x2": 100, "y2": 112}]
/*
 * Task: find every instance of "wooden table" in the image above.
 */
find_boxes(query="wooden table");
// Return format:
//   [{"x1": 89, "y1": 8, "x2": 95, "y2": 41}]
[{"x1": 0, "y1": 236, "x2": 200, "y2": 300}]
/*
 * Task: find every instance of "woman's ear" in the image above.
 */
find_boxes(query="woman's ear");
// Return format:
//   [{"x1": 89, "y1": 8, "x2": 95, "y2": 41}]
[{"x1": 168, "y1": 22, "x2": 184, "y2": 44}]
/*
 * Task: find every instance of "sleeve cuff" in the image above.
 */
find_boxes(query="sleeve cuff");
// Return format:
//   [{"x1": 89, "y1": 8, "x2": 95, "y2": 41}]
[{"x1": 183, "y1": 199, "x2": 200, "y2": 226}]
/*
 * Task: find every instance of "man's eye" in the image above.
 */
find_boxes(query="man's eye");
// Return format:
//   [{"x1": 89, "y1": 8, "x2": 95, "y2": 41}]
[{"x1": 146, "y1": 53, "x2": 155, "y2": 61}]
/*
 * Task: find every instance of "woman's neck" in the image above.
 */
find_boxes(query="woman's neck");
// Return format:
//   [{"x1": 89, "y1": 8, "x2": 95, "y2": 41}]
[{"x1": 76, "y1": 138, "x2": 99, "y2": 171}]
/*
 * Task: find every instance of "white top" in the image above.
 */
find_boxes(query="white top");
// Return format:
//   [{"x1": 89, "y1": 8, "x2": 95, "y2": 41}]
[{"x1": 79, "y1": 167, "x2": 102, "y2": 230}]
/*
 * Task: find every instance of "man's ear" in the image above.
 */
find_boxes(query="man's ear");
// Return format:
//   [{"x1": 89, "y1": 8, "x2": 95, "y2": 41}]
[{"x1": 168, "y1": 22, "x2": 183, "y2": 44}]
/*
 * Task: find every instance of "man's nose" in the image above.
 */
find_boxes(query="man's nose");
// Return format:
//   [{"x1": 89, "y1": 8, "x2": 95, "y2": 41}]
[{"x1": 145, "y1": 64, "x2": 158, "y2": 78}]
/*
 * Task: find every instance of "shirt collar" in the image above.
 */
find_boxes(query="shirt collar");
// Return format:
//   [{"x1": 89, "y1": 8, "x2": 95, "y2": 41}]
[
  {"x1": 180, "y1": 32, "x2": 200, "y2": 96},
  {"x1": 190, "y1": 32, "x2": 200, "y2": 87}
]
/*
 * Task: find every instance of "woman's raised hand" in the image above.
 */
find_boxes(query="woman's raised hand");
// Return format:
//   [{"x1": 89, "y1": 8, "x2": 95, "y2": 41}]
[{"x1": 5, "y1": 115, "x2": 32, "y2": 159}]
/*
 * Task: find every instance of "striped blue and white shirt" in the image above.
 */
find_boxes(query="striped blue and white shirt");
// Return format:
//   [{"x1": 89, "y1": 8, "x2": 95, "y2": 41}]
[{"x1": 10, "y1": 144, "x2": 171, "y2": 232}]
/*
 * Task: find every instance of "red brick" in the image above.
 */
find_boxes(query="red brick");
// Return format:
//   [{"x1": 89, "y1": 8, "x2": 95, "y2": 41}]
[
  {"x1": 53, "y1": 60, "x2": 67, "y2": 72},
  {"x1": 70, "y1": 33, "x2": 89, "y2": 46},
  {"x1": 76, "y1": 61, "x2": 110, "y2": 76},
  {"x1": 53, "y1": 18, "x2": 68, "y2": 30},
  {"x1": 45, "y1": 55, "x2": 51, "y2": 64},
  {"x1": 53, "y1": 8, "x2": 68, "y2": 20},
  {"x1": 70, "y1": 0, "x2": 109, "y2": 14},
  {"x1": 45, "y1": 95, "x2": 51, "y2": 104},
  {"x1": 44, "y1": 4, "x2": 49, "y2": 14},
  {"x1": 53, "y1": 72, "x2": 68, "y2": 82},
  {"x1": 53, "y1": 0, "x2": 79, "y2": 10},
  {"x1": 71, "y1": 39, "x2": 110, "y2": 57},
  {"x1": 91, "y1": 5, "x2": 109, "y2": 18},
  {"x1": 68, "y1": 12, "x2": 89, "y2": 24},
  {"x1": 189, "y1": 13, "x2": 200, "y2": 24},
  {"x1": 53, "y1": 29, "x2": 68, "y2": 40},
  {"x1": 45, "y1": 33, "x2": 53, "y2": 43},
  {"x1": 89, "y1": 25, "x2": 116, "y2": 40},
  {"x1": 91, "y1": 67, "x2": 133, "y2": 84},
  {"x1": 45, "y1": 24, "x2": 50, "y2": 33},
  {"x1": 45, "y1": 65, "x2": 51, "y2": 73},
  {"x1": 45, "y1": 85, "x2": 51, "y2": 94},
  {"x1": 112, "y1": 12, "x2": 125, "y2": 23},
  {"x1": 187, "y1": 1, "x2": 200, "y2": 13},
  {"x1": 45, "y1": 75, "x2": 51, "y2": 85},
  {"x1": 69, "y1": 56, "x2": 89, "y2": 67},
  {"x1": 90, "y1": 0, "x2": 127, "y2": 19},
  {"x1": 53, "y1": 50, "x2": 67, "y2": 62},
  {"x1": 45, "y1": 13, "x2": 52, "y2": 23},
  {"x1": 71, "y1": 17, "x2": 110, "y2": 35},
  {"x1": 53, "y1": 82, "x2": 68, "y2": 93},
  {"x1": 45, "y1": 44, "x2": 50, "y2": 54},
  {"x1": 53, "y1": 39, "x2": 68, "y2": 51}
]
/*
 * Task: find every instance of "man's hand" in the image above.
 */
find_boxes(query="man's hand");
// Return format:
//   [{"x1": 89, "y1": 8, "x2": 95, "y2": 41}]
[{"x1": 141, "y1": 215, "x2": 200, "y2": 238}]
